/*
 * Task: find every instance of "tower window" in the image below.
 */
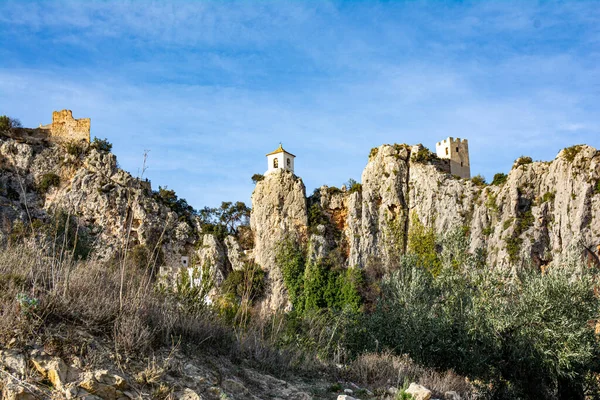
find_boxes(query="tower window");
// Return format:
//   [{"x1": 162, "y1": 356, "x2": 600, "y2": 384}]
[
  {"x1": 456, "y1": 147, "x2": 459, "y2": 152},
  {"x1": 445, "y1": 148, "x2": 449, "y2": 156},
  {"x1": 287, "y1": 158, "x2": 291, "y2": 167},
  {"x1": 461, "y1": 161, "x2": 463, "y2": 167},
  {"x1": 273, "y1": 158, "x2": 279, "y2": 168}
]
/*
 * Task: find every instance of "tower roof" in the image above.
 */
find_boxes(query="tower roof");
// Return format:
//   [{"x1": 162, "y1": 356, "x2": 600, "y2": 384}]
[{"x1": 266, "y1": 144, "x2": 295, "y2": 157}]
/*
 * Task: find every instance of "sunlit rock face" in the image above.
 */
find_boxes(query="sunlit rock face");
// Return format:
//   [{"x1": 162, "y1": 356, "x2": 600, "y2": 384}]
[{"x1": 250, "y1": 169, "x2": 307, "y2": 311}]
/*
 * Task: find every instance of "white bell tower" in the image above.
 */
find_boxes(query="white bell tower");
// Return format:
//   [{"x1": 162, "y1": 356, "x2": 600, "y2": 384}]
[{"x1": 265, "y1": 144, "x2": 295, "y2": 175}]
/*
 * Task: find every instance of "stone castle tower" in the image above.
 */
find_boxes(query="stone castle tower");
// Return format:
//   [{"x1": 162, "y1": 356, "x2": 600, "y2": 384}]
[
  {"x1": 435, "y1": 137, "x2": 470, "y2": 179},
  {"x1": 40, "y1": 110, "x2": 90, "y2": 143},
  {"x1": 265, "y1": 144, "x2": 295, "y2": 175}
]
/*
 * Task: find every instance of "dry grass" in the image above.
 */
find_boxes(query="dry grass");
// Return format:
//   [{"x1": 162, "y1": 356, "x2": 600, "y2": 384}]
[
  {"x1": 0, "y1": 242, "x2": 475, "y2": 399},
  {"x1": 345, "y1": 352, "x2": 474, "y2": 398}
]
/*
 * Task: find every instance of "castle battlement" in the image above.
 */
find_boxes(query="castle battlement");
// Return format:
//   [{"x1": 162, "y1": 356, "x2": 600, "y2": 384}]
[
  {"x1": 435, "y1": 136, "x2": 470, "y2": 178},
  {"x1": 40, "y1": 109, "x2": 90, "y2": 143},
  {"x1": 436, "y1": 137, "x2": 469, "y2": 147}
]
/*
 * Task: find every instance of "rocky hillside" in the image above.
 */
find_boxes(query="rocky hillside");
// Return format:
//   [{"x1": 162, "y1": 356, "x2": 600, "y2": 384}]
[
  {"x1": 2, "y1": 124, "x2": 599, "y2": 311},
  {"x1": 251, "y1": 143, "x2": 600, "y2": 309},
  {"x1": 0, "y1": 128, "x2": 200, "y2": 264}
]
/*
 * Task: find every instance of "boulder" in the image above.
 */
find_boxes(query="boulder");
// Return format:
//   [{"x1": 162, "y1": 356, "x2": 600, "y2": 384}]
[
  {"x1": 406, "y1": 383, "x2": 432, "y2": 400},
  {"x1": 30, "y1": 353, "x2": 69, "y2": 390},
  {"x1": 78, "y1": 370, "x2": 128, "y2": 400},
  {"x1": 0, "y1": 350, "x2": 27, "y2": 377}
]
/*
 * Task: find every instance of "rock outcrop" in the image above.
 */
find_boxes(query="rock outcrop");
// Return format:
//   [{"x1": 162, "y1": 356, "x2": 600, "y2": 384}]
[
  {"x1": 313, "y1": 144, "x2": 600, "y2": 271},
  {"x1": 250, "y1": 169, "x2": 308, "y2": 311},
  {"x1": 2, "y1": 125, "x2": 599, "y2": 308},
  {"x1": 0, "y1": 132, "x2": 200, "y2": 263}
]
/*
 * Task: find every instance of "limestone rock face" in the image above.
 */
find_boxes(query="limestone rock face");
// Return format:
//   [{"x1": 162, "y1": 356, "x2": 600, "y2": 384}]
[
  {"x1": 0, "y1": 135, "x2": 201, "y2": 263},
  {"x1": 356, "y1": 144, "x2": 411, "y2": 270},
  {"x1": 225, "y1": 235, "x2": 246, "y2": 271},
  {"x1": 308, "y1": 144, "x2": 600, "y2": 271},
  {"x1": 196, "y1": 234, "x2": 230, "y2": 285},
  {"x1": 250, "y1": 169, "x2": 307, "y2": 311}
]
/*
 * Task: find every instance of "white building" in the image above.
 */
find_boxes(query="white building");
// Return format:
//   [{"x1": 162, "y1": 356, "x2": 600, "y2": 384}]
[
  {"x1": 435, "y1": 137, "x2": 471, "y2": 179},
  {"x1": 265, "y1": 144, "x2": 295, "y2": 175}
]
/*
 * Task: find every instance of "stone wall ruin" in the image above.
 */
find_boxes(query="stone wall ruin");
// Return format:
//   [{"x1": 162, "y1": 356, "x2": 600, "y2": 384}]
[{"x1": 40, "y1": 110, "x2": 90, "y2": 143}]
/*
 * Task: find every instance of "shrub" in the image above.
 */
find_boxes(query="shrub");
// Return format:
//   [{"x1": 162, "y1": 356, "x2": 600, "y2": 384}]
[
  {"x1": 595, "y1": 181, "x2": 600, "y2": 195},
  {"x1": 407, "y1": 213, "x2": 440, "y2": 275},
  {"x1": 514, "y1": 156, "x2": 533, "y2": 168},
  {"x1": 541, "y1": 191, "x2": 556, "y2": 203},
  {"x1": 0, "y1": 115, "x2": 22, "y2": 133},
  {"x1": 90, "y1": 137, "x2": 113, "y2": 152},
  {"x1": 563, "y1": 145, "x2": 583, "y2": 162},
  {"x1": 64, "y1": 141, "x2": 86, "y2": 158},
  {"x1": 345, "y1": 178, "x2": 362, "y2": 194},
  {"x1": 491, "y1": 173, "x2": 508, "y2": 186},
  {"x1": 411, "y1": 147, "x2": 438, "y2": 164},
  {"x1": 369, "y1": 147, "x2": 379, "y2": 160},
  {"x1": 351, "y1": 231, "x2": 600, "y2": 399},
  {"x1": 277, "y1": 238, "x2": 306, "y2": 310},
  {"x1": 251, "y1": 173, "x2": 264, "y2": 184},
  {"x1": 129, "y1": 244, "x2": 151, "y2": 269},
  {"x1": 38, "y1": 173, "x2": 60, "y2": 193},
  {"x1": 470, "y1": 174, "x2": 486, "y2": 187},
  {"x1": 277, "y1": 237, "x2": 363, "y2": 314},
  {"x1": 221, "y1": 262, "x2": 265, "y2": 303}
]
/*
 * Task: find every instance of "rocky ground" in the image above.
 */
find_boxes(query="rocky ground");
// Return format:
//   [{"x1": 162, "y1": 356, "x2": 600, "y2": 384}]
[{"x1": 0, "y1": 333, "x2": 452, "y2": 400}]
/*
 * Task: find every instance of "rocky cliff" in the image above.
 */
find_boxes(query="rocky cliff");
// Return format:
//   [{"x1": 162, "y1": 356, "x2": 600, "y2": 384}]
[
  {"x1": 250, "y1": 169, "x2": 307, "y2": 311},
  {"x1": 0, "y1": 129, "x2": 200, "y2": 263},
  {"x1": 313, "y1": 143, "x2": 600, "y2": 270},
  {"x1": 250, "y1": 143, "x2": 600, "y2": 308},
  {"x1": 2, "y1": 125, "x2": 599, "y2": 311}
]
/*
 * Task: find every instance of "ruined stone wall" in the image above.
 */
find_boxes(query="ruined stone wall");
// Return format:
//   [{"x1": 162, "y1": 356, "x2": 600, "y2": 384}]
[{"x1": 41, "y1": 110, "x2": 90, "y2": 143}]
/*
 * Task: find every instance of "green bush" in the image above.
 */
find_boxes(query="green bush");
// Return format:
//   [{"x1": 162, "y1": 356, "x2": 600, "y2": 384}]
[
  {"x1": 277, "y1": 237, "x2": 363, "y2": 314},
  {"x1": 407, "y1": 213, "x2": 441, "y2": 275},
  {"x1": 514, "y1": 156, "x2": 533, "y2": 168},
  {"x1": 470, "y1": 174, "x2": 486, "y2": 187},
  {"x1": 563, "y1": 145, "x2": 583, "y2": 162},
  {"x1": 350, "y1": 230, "x2": 600, "y2": 399},
  {"x1": 251, "y1": 173, "x2": 264, "y2": 184},
  {"x1": 38, "y1": 173, "x2": 60, "y2": 193},
  {"x1": 64, "y1": 141, "x2": 86, "y2": 157},
  {"x1": 411, "y1": 147, "x2": 438, "y2": 164},
  {"x1": 90, "y1": 137, "x2": 113, "y2": 152},
  {"x1": 541, "y1": 191, "x2": 556, "y2": 203},
  {"x1": 0, "y1": 115, "x2": 22, "y2": 133},
  {"x1": 345, "y1": 178, "x2": 362, "y2": 194},
  {"x1": 369, "y1": 147, "x2": 379, "y2": 160},
  {"x1": 491, "y1": 173, "x2": 508, "y2": 186},
  {"x1": 221, "y1": 262, "x2": 265, "y2": 303}
]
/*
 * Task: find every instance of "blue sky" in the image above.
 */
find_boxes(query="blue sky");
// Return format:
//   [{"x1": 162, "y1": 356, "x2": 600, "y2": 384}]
[{"x1": 0, "y1": 1, "x2": 599, "y2": 208}]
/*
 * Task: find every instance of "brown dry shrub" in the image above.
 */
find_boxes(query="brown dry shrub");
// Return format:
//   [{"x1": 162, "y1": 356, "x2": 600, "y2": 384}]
[
  {"x1": 345, "y1": 352, "x2": 474, "y2": 398},
  {"x1": 346, "y1": 352, "x2": 422, "y2": 388},
  {"x1": 418, "y1": 369, "x2": 474, "y2": 398}
]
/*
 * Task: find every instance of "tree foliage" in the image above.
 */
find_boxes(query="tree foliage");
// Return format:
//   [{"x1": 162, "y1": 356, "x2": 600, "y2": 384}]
[
  {"x1": 277, "y1": 237, "x2": 363, "y2": 314},
  {"x1": 349, "y1": 230, "x2": 600, "y2": 399},
  {"x1": 90, "y1": 137, "x2": 113, "y2": 152},
  {"x1": 198, "y1": 201, "x2": 251, "y2": 240},
  {"x1": 491, "y1": 173, "x2": 508, "y2": 186},
  {"x1": 0, "y1": 115, "x2": 22, "y2": 133}
]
